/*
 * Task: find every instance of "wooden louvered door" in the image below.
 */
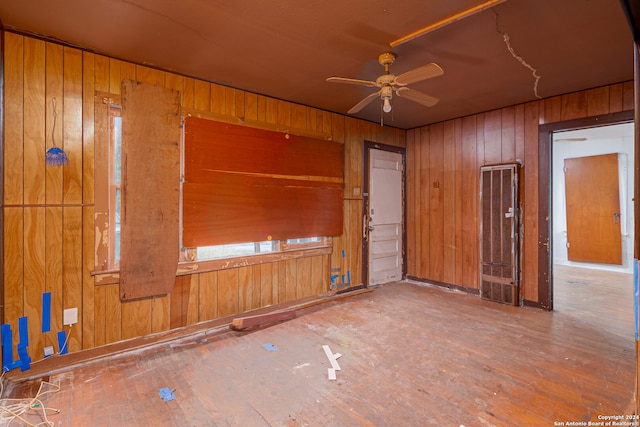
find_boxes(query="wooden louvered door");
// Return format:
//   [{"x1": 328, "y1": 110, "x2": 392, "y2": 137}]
[{"x1": 480, "y1": 164, "x2": 520, "y2": 305}]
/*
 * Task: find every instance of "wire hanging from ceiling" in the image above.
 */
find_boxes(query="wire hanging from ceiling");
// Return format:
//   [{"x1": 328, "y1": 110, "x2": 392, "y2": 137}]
[{"x1": 45, "y1": 97, "x2": 68, "y2": 167}]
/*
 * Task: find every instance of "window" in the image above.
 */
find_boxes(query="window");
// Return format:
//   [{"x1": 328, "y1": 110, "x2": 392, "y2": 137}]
[
  {"x1": 192, "y1": 237, "x2": 324, "y2": 261},
  {"x1": 94, "y1": 94, "x2": 125, "y2": 273},
  {"x1": 95, "y1": 91, "x2": 338, "y2": 280},
  {"x1": 195, "y1": 241, "x2": 277, "y2": 261},
  {"x1": 109, "y1": 107, "x2": 122, "y2": 264}
]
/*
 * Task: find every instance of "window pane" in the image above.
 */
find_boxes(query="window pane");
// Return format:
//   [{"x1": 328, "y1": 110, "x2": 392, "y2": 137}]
[
  {"x1": 196, "y1": 241, "x2": 276, "y2": 260},
  {"x1": 115, "y1": 188, "x2": 121, "y2": 261},
  {"x1": 113, "y1": 116, "x2": 122, "y2": 185},
  {"x1": 287, "y1": 237, "x2": 321, "y2": 244}
]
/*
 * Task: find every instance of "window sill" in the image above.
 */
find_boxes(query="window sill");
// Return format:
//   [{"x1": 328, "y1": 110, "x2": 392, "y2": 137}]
[
  {"x1": 92, "y1": 244, "x2": 333, "y2": 285},
  {"x1": 176, "y1": 244, "x2": 333, "y2": 276}
]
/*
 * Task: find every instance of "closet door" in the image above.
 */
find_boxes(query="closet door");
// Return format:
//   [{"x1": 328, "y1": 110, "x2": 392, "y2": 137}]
[{"x1": 480, "y1": 164, "x2": 520, "y2": 305}]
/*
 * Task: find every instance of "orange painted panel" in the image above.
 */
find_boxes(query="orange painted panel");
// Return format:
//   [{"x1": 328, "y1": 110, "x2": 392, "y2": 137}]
[
  {"x1": 198, "y1": 272, "x2": 218, "y2": 322},
  {"x1": 45, "y1": 42, "x2": 64, "y2": 205},
  {"x1": 184, "y1": 117, "x2": 343, "y2": 181},
  {"x1": 23, "y1": 37, "x2": 46, "y2": 205},
  {"x1": 4, "y1": 33, "x2": 24, "y2": 205},
  {"x1": 565, "y1": 153, "x2": 622, "y2": 264},
  {"x1": 183, "y1": 178, "x2": 343, "y2": 247},
  {"x1": 62, "y1": 47, "x2": 83, "y2": 205}
]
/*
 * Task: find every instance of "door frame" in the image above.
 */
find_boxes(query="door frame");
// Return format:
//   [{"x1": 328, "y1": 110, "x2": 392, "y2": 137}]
[
  {"x1": 362, "y1": 141, "x2": 407, "y2": 287},
  {"x1": 537, "y1": 110, "x2": 634, "y2": 310}
]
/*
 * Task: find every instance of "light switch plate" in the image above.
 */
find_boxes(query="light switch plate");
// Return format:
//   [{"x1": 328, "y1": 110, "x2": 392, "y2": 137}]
[
  {"x1": 63, "y1": 307, "x2": 78, "y2": 325},
  {"x1": 44, "y1": 346, "x2": 54, "y2": 357}
]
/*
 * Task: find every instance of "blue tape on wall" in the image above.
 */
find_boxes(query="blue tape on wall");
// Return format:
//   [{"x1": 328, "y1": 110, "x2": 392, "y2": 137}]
[
  {"x1": 17, "y1": 346, "x2": 31, "y2": 372},
  {"x1": 18, "y1": 317, "x2": 28, "y2": 349},
  {"x1": 42, "y1": 292, "x2": 51, "y2": 333},
  {"x1": 634, "y1": 258, "x2": 638, "y2": 341},
  {"x1": 1, "y1": 324, "x2": 14, "y2": 372},
  {"x1": 16, "y1": 317, "x2": 31, "y2": 372},
  {"x1": 57, "y1": 331, "x2": 68, "y2": 355}
]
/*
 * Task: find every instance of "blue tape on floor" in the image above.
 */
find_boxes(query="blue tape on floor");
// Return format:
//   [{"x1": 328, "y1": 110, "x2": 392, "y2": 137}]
[
  {"x1": 159, "y1": 387, "x2": 176, "y2": 402},
  {"x1": 42, "y1": 292, "x2": 52, "y2": 333},
  {"x1": 18, "y1": 317, "x2": 28, "y2": 348},
  {"x1": 635, "y1": 259, "x2": 638, "y2": 341},
  {"x1": 57, "y1": 331, "x2": 68, "y2": 355}
]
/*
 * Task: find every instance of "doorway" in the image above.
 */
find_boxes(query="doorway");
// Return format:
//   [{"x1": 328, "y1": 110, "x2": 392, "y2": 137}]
[
  {"x1": 550, "y1": 122, "x2": 634, "y2": 333},
  {"x1": 362, "y1": 142, "x2": 406, "y2": 287},
  {"x1": 552, "y1": 123, "x2": 634, "y2": 274}
]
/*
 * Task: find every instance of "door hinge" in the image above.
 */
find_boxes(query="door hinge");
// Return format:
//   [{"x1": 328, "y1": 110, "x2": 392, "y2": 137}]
[
  {"x1": 566, "y1": 241, "x2": 571, "y2": 249},
  {"x1": 563, "y1": 166, "x2": 568, "y2": 173}
]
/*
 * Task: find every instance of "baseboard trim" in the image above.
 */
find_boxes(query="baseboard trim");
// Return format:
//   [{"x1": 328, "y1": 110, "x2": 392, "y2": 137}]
[{"x1": 405, "y1": 276, "x2": 480, "y2": 296}]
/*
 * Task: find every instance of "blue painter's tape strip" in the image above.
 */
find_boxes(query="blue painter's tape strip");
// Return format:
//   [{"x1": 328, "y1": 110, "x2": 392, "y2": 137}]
[
  {"x1": 347, "y1": 270, "x2": 351, "y2": 284},
  {"x1": 341, "y1": 274, "x2": 345, "y2": 284},
  {"x1": 634, "y1": 259, "x2": 638, "y2": 341},
  {"x1": 2, "y1": 324, "x2": 14, "y2": 371},
  {"x1": 18, "y1": 317, "x2": 28, "y2": 349},
  {"x1": 341, "y1": 250, "x2": 346, "y2": 258},
  {"x1": 42, "y1": 292, "x2": 52, "y2": 333},
  {"x1": 17, "y1": 346, "x2": 30, "y2": 372},
  {"x1": 58, "y1": 331, "x2": 68, "y2": 355}
]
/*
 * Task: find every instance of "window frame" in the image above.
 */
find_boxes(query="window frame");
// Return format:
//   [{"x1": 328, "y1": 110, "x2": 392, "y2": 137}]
[
  {"x1": 93, "y1": 93, "x2": 335, "y2": 282},
  {"x1": 108, "y1": 106, "x2": 122, "y2": 266}
]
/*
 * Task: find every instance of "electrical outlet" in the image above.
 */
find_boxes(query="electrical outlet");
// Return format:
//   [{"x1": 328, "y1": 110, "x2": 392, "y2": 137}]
[{"x1": 63, "y1": 307, "x2": 78, "y2": 326}]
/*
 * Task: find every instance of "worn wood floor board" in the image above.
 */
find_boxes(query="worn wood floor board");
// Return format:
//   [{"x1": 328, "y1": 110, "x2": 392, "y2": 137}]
[{"x1": 2, "y1": 265, "x2": 634, "y2": 426}]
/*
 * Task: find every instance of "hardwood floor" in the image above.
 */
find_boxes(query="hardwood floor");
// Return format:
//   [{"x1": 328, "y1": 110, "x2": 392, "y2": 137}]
[{"x1": 2, "y1": 266, "x2": 635, "y2": 426}]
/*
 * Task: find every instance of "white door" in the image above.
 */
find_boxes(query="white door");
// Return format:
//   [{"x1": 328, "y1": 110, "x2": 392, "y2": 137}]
[{"x1": 368, "y1": 149, "x2": 403, "y2": 286}]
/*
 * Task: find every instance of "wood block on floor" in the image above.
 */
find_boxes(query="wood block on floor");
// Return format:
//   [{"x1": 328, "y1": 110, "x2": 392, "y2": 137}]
[{"x1": 230, "y1": 309, "x2": 296, "y2": 331}]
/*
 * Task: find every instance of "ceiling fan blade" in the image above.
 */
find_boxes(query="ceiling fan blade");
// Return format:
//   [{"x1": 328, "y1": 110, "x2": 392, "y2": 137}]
[
  {"x1": 347, "y1": 90, "x2": 382, "y2": 114},
  {"x1": 326, "y1": 77, "x2": 377, "y2": 87},
  {"x1": 395, "y1": 87, "x2": 439, "y2": 107},
  {"x1": 394, "y1": 63, "x2": 444, "y2": 86}
]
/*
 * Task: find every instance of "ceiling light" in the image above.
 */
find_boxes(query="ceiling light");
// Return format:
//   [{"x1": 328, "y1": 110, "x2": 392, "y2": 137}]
[{"x1": 383, "y1": 97, "x2": 392, "y2": 113}]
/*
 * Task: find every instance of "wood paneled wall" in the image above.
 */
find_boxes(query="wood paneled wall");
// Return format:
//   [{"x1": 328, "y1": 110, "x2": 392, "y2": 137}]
[
  {"x1": 2, "y1": 32, "x2": 405, "y2": 363},
  {"x1": 406, "y1": 82, "x2": 634, "y2": 303}
]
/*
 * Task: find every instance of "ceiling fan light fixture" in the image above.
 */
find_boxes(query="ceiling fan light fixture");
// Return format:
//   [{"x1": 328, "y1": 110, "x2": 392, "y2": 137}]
[
  {"x1": 382, "y1": 97, "x2": 392, "y2": 113},
  {"x1": 326, "y1": 53, "x2": 443, "y2": 115}
]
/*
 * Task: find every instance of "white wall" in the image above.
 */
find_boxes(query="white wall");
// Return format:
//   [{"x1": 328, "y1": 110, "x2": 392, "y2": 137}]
[{"x1": 552, "y1": 122, "x2": 634, "y2": 273}]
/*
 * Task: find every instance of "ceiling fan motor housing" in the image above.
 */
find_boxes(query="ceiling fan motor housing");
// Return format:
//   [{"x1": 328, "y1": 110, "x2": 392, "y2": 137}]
[
  {"x1": 376, "y1": 74, "x2": 396, "y2": 87},
  {"x1": 378, "y1": 52, "x2": 396, "y2": 66}
]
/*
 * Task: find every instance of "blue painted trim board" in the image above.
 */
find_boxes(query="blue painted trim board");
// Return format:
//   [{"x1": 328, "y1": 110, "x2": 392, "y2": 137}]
[
  {"x1": 42, "y1": 292, "x2": 51, "y2": 333},
  {"x1": 57, "y1": 331, "x2": 68, "y2": 355},
  {"x1": 1, "y1": 324, "x2": 14, "y2": 371},
  {"x1": 635, "y1": 258, "x2": 638, "y2": 341}
]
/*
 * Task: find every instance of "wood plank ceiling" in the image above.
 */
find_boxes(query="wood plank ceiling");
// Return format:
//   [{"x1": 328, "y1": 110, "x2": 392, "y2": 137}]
[{"x1": 0, "y1": 0, "x2": 634, "y2": 129}]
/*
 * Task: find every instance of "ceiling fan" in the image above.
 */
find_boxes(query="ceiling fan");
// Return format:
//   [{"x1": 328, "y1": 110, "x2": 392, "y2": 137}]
[{"x1": 326, "y1": 53, "x2": 444, "y2": 114}]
